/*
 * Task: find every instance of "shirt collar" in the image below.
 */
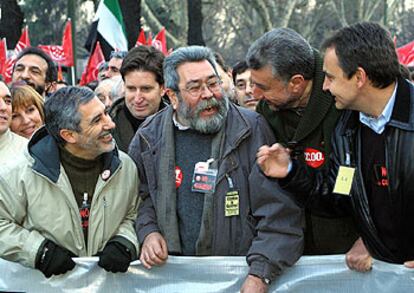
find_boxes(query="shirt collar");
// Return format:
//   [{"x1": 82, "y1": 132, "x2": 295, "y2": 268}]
[
  {"x1": 359, "y1": 83, "x2": 398, "y2": 134},
  {"x1": 172, "y1": 112, "x2": 190, "y2": 130}
]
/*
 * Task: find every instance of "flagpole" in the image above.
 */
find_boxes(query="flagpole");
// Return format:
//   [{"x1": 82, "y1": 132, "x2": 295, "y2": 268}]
[
  {"x1": 71, "y1": 66, "x2": 76, "y2": 85},
  {"x1": 68, "y1": 1, "x2": 77, "y2": 85}
]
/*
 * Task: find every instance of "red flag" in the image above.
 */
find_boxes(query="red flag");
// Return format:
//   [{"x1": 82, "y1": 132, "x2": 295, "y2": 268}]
[
  {"x1": 38, "y1": 20, "x2": 73, "y2": 67},
  {"x1": 79, "y1": 42, "x2": 105, "y2": 85},
  {"x1": 397, "y1": 40, "x2": 414, "y2": 67},
  {"x1": 38, "y1": 45, "x2": 66, "y2": 63},
  {"x1": 62, "y1": 20, "x2": 74, "y2": 67},
  {"x1": 0, "y1": 38, "x2": 7, "y2": 75},
  {"x1": 153, "y1": 27, "x2": 167, "y2": 55},
  {"x1": 15, "y1": 26, "x2": 31, "y2": 51},
  {"x1": 135, "y1": 28, "x2": 147, "y2": 46},
  {"x1": 3, "y1": 26, "x2": 31, "y2": 83}
]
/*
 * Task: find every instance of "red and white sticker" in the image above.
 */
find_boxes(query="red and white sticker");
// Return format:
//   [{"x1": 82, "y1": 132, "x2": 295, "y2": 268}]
[
  {"x1": 175, "y1": 166, "x2": 183, "y2": 188},
  {"x1": 304, "y1": 148, "x2": 325, "y2": 169}
]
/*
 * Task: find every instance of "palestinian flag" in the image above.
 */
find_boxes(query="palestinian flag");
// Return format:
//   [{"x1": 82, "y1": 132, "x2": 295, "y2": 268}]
[{"x1": 85, "y1": 0, "x2": 128, "y2": 60}]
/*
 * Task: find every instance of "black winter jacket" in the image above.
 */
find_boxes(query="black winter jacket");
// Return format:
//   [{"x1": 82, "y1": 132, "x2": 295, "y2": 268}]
[{"x1": 282, "y1": 78, "x2": 414, "y2": 263}]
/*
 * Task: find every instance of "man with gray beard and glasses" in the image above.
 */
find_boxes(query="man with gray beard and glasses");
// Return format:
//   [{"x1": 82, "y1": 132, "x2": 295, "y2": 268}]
[{"x1": 128, "y1": 46, "x2": 304, "y2": 293}]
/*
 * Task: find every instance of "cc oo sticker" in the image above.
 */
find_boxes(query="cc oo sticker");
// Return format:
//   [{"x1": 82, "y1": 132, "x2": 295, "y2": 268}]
[
  {"x1": 175, "y1": 166, "x2": 183, "y2": 188},
  {"x1": 304, "y1": 147, "x2": 325, "y2": 169}
]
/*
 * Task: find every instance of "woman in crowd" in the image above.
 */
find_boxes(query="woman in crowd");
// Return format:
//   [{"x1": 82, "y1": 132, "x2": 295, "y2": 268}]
[{"x1": 10, "y1": 85, "x2": 45, "y2": 139}]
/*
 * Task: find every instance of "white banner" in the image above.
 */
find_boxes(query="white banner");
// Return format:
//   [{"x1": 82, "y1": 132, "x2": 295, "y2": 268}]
[{"x1": 0, "y1": 255, "x2": 413, "y2": 292}]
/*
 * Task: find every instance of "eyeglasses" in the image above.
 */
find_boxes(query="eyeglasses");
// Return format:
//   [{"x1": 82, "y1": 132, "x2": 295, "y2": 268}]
[{"x1": 180, "y1": 77, "x2": 223, "y2": 97}]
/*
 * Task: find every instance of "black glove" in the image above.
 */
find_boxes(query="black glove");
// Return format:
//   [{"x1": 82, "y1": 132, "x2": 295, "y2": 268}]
[
  {"x1": 35, "y1": 240, "x2": 76, "y2": 278},
  {"x1": 98, "y1": 241, "x2": 132, "y2": 273}
]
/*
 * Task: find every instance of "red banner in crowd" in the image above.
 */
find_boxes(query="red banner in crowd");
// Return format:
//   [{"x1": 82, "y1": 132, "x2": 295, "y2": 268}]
[
  {"x1": 0, "y1": 38, "x2": 7, "y2": 75},
  {"x1": 38, "y1": 20, "x2": 74, "y2": 67},
  {"x1": 79, "y1": 41, "x2": 104, "y2": 85},
  {"x1": 136, "y1": 28, "x2": 147, "y2": 46},
  {"x1": 397, "y1": 40, "x2": 414, "y2": 67},
  {"x1": 1, "y1": 26, "x2": 31, "y2": 83},
  {"x1": 153, "y1": 27, "x2": 167, "y2": 55},
  {"x1": 134, "y1": 27, "x2": 169, "y2": 55}
]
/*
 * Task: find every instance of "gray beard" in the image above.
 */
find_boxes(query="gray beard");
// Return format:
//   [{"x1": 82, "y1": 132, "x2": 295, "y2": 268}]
[{"x1": 176, "y1": 94, "x2": 229, "y2": 134}]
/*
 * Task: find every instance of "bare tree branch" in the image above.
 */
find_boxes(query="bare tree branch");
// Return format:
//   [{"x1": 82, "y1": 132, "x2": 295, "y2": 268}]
[{"x1": 141, "y1": 0, "x2": 183, "y2": 46}]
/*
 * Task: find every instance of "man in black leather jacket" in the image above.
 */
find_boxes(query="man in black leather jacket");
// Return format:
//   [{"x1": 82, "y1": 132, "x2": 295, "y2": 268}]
[{"x1": 256, "y1": 21, "x2": 414, "y2": 272}]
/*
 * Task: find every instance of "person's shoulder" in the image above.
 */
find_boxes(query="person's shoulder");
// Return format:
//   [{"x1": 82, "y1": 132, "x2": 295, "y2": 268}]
[
  {"x1": 230, "y1": 103, "x2": 261, "y2": 118},
  {"x1": 11, "y1": 131, "x2": 28, "y2": 145},
  {"x1": 118, "y1": 150, "x2": 136, "y2": 165},
  {"x1": 108, "y1": 97, "x2": 125, "y2": 117},
  {"x1": 0, "y1": 151, "x2": 31, "y2": 182},
  {"x1": 230, "y1": 104, "x2": 267, "y2": 126},
  {"x1": 138, "y1": 106, "x2": 170, "y2": 132}
]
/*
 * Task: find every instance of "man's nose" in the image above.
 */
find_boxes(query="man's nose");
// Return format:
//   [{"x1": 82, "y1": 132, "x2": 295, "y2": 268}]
[
  {"x1": 200, "y1": 84, "x2": 214, "y2": 99},
  {"x1": 0, "y1": 99, "x2": 6, "y2": 110},
  {"x1": 322, "y1": 77, "x2": 330, "y2": 92}
]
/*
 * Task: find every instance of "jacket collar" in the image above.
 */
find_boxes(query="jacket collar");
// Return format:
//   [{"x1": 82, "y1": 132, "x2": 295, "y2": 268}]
[
  {"x1": 388, "y1": 78, "x2": 413, "y2": 129},
  {"x1": 28, "y1": 126, "x2": 121, "y2": 183},
  {"x1": 292, "y1": 49, "x2": 337, "y2": 142},
  {"x1": 221, "y1": 103, "x2": 251, "y2": 157},
  {"x1": 340, "y1": 78, "x2": 414, "y2": 134}
]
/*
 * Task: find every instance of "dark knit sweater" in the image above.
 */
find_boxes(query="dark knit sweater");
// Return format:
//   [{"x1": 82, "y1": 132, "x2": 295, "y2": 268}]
[
  {"x1": 59, "y1": 145, "x2": 103, "y2": 244},
  {"x1": 174, "y1": 127, "x2": 214, "y2": 255},
  {"x1": 361, "y1": 125, "x2": 398, "y2": 255}
]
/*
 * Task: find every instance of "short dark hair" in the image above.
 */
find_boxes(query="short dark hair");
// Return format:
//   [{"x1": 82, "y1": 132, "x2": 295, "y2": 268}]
[
  {"x1": 246, "y1": 28, "x2": 314, "y2": 83},
  {"x1": 44, "y1": 86, "x2": 95, "y2": 144},
  {"x1": 14, "y1": 47, "x2": 58, "y2": 83},
  {"x1": 232, "y1": 60, "x2": 249, "y2": 84},
  {"x1": 321, "y1": 22, "x2": 400, "y2": 89},
  {"x1": 120, "y1": 46, "x2": 165, "y2": 85}
]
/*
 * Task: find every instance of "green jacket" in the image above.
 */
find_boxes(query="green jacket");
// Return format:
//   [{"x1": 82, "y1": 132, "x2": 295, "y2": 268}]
[
  {"x1": 0, "y1": 127, "x2": 139, "y2": 268},
  {"x1": 257, "y1": 50, "x2": 358, "y2": 254}
]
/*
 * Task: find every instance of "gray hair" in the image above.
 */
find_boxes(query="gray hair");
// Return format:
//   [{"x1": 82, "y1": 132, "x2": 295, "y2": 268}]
[
  {"x1": 44, "y1": 86, "x2": 95, "y2": 144},
  {"x1": 246, "y1": 28, "x2": 314, "y2": 83},
  {"x1": 163, "y1": 46, "x2": 218, "y2": 91}
]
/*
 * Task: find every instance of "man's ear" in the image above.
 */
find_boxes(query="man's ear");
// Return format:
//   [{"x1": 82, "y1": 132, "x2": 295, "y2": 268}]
[
  {"x1": 355, "y1": 67, "x2": 367, "y2": 88},
  {"x1": 59, "y1": 129, "x2": 77, "y2": 144},
  {"x1": 288, "y1": 74, "x2": 306, "y2": 94},
  {"x1": 166, "y1": 88, "x2": 179, "y2": 110}
]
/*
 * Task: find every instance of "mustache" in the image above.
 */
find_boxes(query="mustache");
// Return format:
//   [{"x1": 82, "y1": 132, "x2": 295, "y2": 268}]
[
  {"x1": 193, "y1": 98, "x2": 221, "y2": 114},
  {"x1": 98, "y1": 130, "x2": 113, "y2": 139}
]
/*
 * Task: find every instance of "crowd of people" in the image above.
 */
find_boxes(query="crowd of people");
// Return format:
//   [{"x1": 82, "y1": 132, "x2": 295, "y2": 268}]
[{"x1": 0, "y1": 21, "x2": 413, "y2": 292}]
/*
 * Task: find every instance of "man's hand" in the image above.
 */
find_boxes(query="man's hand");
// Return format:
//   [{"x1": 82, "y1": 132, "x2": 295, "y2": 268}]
[
  {"x1": 345, "y1": 237, "x2": 372, "y2": 272},
  {"x1": 140, "y1": 232, "x2": 168, "y2": 269},
  {"x1": 404, "y1": 260, "x2": 414, "y2": 268},
  {"x1": 98, "y1": 241, "x2": 132, "y2": 273},
  {"x1": 35, "y1": 240, "x2": 76, "y2": 278},
  {"x1": 257, "y1": 143, "x2": 291, "y2": 178},
  {"x1": 241, "y1": 275, "x2": 268, "y2": 293}
]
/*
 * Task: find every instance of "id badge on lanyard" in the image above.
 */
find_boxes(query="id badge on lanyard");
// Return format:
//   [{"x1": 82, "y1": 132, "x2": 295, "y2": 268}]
[
  {"x1": 191, "y1": 158, "x2": 218, "y2": 193},
  {"x1": 225, "y1": 175, "x2": 239, "y2": 217}
]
